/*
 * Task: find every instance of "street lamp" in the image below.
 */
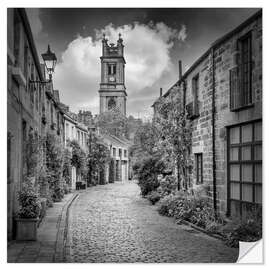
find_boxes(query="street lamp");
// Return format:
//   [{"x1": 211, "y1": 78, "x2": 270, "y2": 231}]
[{"x1": 41, "y1": 44, "x2": 57, "y2": 81}]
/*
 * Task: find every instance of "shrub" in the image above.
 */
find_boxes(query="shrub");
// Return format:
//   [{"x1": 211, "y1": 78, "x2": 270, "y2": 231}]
[
  {"x1": 157, "y1": 175, "x2": 177, "y2": 197},
  {"x1": 137, "y1": 156, "x2": 165, "y2": 196},
  {"x1": 224, "y1": 207, "x2": 262, "y2": 248},
  {"x1": 157, "y1": 194, "x2": 183, "y2": 216},
  {"x1": 52, "y1": 186, "x2": 64, "y2": 202},
  {"x1": 147, "y1": 191, "x2": 161, "y2": 205},
  {"x1": 18, "y1": 179, "x2": 41, "y2": 219}
]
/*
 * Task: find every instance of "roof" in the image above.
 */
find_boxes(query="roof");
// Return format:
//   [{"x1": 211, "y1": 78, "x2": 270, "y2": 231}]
[
  {"x1": 100, "y1": 133, "x2": 131, "y2": 148},
  {"x1": 156, "y1": 9, "x2": 262, "y2": 102}
]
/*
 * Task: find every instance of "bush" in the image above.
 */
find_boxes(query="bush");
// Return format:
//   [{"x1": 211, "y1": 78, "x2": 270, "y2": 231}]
[
  {"x1": 52, "y1": 187, "x2": 64, "y2": 202},
  {"x1": 157, "y1": 193, "x2": 226, "y2": 230},
  {"x1": 18, "y1": 179, "x2": 41, "y2": 219},
  {"x1": 224, "y1": 207, "x2": 262, "y2": 247},
  {"x1": 157, "y1": 194, "x2": 183, "y2": 216},
  {"x1": 137, "y1": 156, "x2": 165, "y2": 196},
  {"x1": 147, "y1": 191, "x2": 161, "y2": 205},
  {"x1": 156, "y1": 175, "x2": 177, "y2": 197}
]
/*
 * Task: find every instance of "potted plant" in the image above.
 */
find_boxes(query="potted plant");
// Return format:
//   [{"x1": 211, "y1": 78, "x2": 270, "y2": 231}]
[{"x1": 16, "y1": 179, "x2": 41, "y2": 241}]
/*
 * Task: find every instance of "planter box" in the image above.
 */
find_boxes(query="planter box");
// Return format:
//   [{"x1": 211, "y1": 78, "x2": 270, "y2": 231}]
[{"x1": 16, "y1": 218, "x2": 39, "y2": 241}]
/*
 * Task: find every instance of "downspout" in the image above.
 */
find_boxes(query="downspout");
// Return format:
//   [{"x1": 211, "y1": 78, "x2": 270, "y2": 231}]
[{"x1": 211, "y1": 48, "x2": 217, "y2": 216}]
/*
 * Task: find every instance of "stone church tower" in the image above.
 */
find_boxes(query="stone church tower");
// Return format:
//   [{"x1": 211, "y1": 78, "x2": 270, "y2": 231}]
[{"x1": 99, "y1": 34, "x2": 127, "y2": 116}]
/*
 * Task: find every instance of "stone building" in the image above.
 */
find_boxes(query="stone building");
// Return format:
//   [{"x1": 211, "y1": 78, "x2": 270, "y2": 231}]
[
  {"x1": 152, "y1": 10, "x2": 262, "y2": 217},
  {"x1": 99, "y1": 34, "x2": 127, "y2": 116},
  {"x1": 7, "y1": 8, "x2": 65, "y2": 239}
]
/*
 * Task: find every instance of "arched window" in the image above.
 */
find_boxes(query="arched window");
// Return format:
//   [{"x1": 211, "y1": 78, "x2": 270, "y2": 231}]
[{"x1": 108, "y1": 97, "x2": 116, "y2": 110}]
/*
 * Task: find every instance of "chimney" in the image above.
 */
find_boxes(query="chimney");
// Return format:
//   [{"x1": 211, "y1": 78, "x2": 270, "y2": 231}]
[
  {"x1": 160, "y1": 87, "x2": 163, "y2": 97},
  {"x1": 178, "y1": 60, "x2": 182, "y2": 81}
]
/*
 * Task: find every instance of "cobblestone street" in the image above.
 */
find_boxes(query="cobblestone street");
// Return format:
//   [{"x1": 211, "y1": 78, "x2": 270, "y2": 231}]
[{"x1": 68, "y1": 181, "x2": 239, "y2": 263}]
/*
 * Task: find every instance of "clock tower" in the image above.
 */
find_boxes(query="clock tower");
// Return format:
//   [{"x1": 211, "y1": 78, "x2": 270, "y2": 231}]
[{"x1": 99, "y1": 33, "x2": 127, "y2": 116}]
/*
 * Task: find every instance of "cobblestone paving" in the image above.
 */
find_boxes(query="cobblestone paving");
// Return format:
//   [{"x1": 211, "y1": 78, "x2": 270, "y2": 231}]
[{"x1": 68, "y1": 181, "x2": 239, "y2": 263}]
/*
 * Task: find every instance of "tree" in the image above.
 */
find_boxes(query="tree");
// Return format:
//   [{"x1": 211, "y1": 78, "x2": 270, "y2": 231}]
[
  {"x1": 129, "y1": 122, "x2": 160, "y2": 167},
  {"x1": 97, "y1": 108, "x2": 128, "y2": 138},
  {"x1": 87, "y1": 132, "x2": 110, "y2": 185},
  {"x1": 154, "y1": 94, "x2": 192, "y2": 190},
  {"x1": 45, "y1": 133, "x2": 64, "y2": 202},
  {"x1": 69, "y1": 140, "x2": 87, "y2": 181}
]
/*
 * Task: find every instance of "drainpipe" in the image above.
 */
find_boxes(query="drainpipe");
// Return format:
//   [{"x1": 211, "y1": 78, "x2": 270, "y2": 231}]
[{"x1": 211, "y1": 48, "x2": 217, "y2": 217}]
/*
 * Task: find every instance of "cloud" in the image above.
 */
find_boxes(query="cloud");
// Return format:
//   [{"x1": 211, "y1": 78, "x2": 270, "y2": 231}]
[
  {"x1": 26, "y1": 8, "x2": 43, "y2": 36},
  {"x1": 178, "y1": 24, "x2": 187, "y2": 42},
  {"x1": 54, "y1": 22, "x2": 187, "y2": 116}
]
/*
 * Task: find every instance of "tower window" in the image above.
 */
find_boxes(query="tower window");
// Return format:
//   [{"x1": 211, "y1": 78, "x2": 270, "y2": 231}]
[
  {"x1": 108, "y1": 97, "x2": 116, "y2": 110},
  {"x1": 108, "y1": 64, "x2": 116, "y2": 75}
]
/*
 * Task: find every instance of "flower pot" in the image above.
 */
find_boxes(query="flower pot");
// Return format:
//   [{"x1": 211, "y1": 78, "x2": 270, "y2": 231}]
[{"x1": 16, "y1": 218, "x2": 39, "y2": 241}]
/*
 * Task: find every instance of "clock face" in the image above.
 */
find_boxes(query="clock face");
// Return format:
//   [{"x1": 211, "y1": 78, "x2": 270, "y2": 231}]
[{"x1": 109, "y1": 76, "x2": 115, "y2": 82}]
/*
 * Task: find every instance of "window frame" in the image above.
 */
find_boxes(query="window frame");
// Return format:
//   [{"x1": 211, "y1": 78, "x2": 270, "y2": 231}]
[
  {"x1": 195, "y1": 153, "x2": 203, "y2": 184},
  {"x1": 230, "y1": 32, "x2": 253, "y2": 111},
  {"x1": 227, "y1": 119, "x2": 262, "y2": 217}
]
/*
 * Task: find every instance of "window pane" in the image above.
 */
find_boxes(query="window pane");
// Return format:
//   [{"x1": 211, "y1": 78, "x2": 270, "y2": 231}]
[
  {"x1": 231, "y1": 183, "x2": 240, "y2": 199},
  {"x1": 242, "y1": 146, "x2": 251, "y2": 160},
  {"x1": 230, "y1": 165, "x2": 240, "y2": 181},
  {"x1": 254, "y1": 121, "x2": 262, "y2": 141},
  {"x1": 242, "y1": 164, "x2": 253, "y2": 182},
  {"x1": 230, "y1": 200, "x2": 241, "y2": 217},
  {"x1": 230, "y1": 127, "x2": 240, "y2": 144},
  {"x1": 242, "y1": 124, "x2": 253, "y2": 143},
  {"x1": 255, "y1": 185, "x2": 262, "y2": 204},
  {"x1": 255, "y1": 164, "x2": 262, "y2": 183},
  {"x1": 254, "y1": 145, "x2": 262, "y2": 160},
  {"x1": 242, "y1": 184, "x2": 253, "y2": 202},
  {"x1": 230, "y1": 147, "x2": 239, "y2": 161}
]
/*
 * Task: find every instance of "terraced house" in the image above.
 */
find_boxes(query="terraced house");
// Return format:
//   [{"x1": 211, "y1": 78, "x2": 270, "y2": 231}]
[
  {"x1": 152, "y1": 10, "x2": 262, "y2": 217},
  {"x1": 7, "y1": 8, "x2": 66, "y2": 240}
]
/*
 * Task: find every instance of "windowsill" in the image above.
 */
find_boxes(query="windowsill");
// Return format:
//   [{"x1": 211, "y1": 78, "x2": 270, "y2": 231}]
[
  {"x1": 230, "y1": 103, "x2": 254, "y2": 112},
  {"x1": 12, "y1": 66, "x2": 26, "y2": 87}
]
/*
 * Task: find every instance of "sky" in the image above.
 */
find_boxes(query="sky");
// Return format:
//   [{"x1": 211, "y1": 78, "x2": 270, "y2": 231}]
[{"x1": 26, "y1": 8, "x2": 259, "y2": 120}]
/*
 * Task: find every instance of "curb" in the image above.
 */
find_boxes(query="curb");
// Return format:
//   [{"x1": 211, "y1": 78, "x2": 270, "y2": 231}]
[
  {"x1": 178, "y1": 219, "x2": 226, "y2": 241},
  {"x1": 54, "y1": 193, "x2": 79, "y2": 262},
  {"x1": 63, "y1": 192, "x2": 80, "y2": 262}
]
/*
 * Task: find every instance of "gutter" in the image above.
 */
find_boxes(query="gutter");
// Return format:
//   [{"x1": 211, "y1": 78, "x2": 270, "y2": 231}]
[{"x1": 211, "y1": 48, "x2": 217, "y2": 216}]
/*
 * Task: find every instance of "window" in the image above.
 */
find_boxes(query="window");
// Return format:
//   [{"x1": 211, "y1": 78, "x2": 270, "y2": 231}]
[
  {"x1": 230, "y1": 33, "x2": 252, "y2": 110},
  {"x1": 108, "y1": 64, "x2": 116, "y2": 75},
  {"x1": 119, "y1": 149, "x2": 122, "y2": 158},
  {"x1": 108, "y1": 97, "x2": 116, "y2": 110},
  {"x1": 35, "y1": 76, "x2": 39, "y2": 111},
  {"x1": 13, "y1": 10, "x2": 20, "y2": 66},
  {"x1": 195, "y1": 153, "x2": 203, "y2": 184},
  {"x1": 113, "y1": 148, "x2": 116, "y2": 157},
  {"x1": 124, "y1": 150, "x2": 127, "y2": 158},
  {"x1": 187, "y1": 74, "x2": 199, "y2": 119},
  {"x1": 228, "y1": 120, "x2": 262, "y2": 217},
  {"x1": 192, "y1": 74, "x2": 199, "y2": 115},
  {"x1": 50, "y1": 103, "x2": 53, "y2": 124},
  {"x1": 7, "y1": 132, "x2": 12, "y2": 183},
  {"x1": 24, "y1": 42, "x2": 28, "y2": 78}
]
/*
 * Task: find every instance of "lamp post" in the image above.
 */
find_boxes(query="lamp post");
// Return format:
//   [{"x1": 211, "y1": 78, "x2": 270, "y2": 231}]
[
  {"x1": 41, "y1": 45, "x2": 57, "y2": 81},
  {"x1": 29, "y1": 44, "x2": 57, "y2": 86}
]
